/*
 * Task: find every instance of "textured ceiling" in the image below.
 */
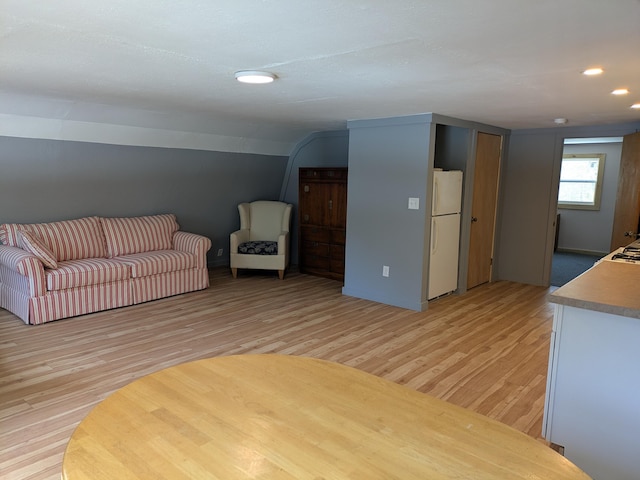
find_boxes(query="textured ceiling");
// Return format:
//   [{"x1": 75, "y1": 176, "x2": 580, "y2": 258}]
[{"x1": 2, "y1": 0, "x2": 640, "y2": 152}]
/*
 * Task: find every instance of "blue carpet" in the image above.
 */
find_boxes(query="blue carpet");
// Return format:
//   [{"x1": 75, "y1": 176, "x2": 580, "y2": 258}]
[{"x1": 551, "y1": 252, "x2": 603, "y2": 287}]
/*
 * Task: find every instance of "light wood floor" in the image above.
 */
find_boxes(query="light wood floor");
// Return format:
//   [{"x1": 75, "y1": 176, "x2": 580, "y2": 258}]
[{"x1": 1, "y1": 268, "x2": 556, "y2": 480}]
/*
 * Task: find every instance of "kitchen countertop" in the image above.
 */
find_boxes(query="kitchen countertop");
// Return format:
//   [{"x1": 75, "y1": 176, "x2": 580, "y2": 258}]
[{"x1": 549, "y1": 256, "x2": 640, "y2": 319}]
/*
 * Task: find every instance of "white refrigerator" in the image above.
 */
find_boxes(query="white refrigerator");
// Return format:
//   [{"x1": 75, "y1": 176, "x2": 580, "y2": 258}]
[{"x1": 428, "y1": 170, "x2": 463, "y2": 300}]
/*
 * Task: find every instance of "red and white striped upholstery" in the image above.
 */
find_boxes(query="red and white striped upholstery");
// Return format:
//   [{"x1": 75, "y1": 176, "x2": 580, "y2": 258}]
[
  {"x1": 0, "y1": 222, "x2": 32, "y2": 246},
  {"x1": 0, "y1": 214, "x2": 210, "y2": 325},
  {"x1": 29, "y1": 280, "x2": 132, "y2": 325},
  {"x1": 0, "y1": 277, "x2": 31, "y2": 322},
  {"x1": 46, "y1": 258, "x2": 130, "y2": 291},
  {"x1": 174, "y1": 231, "x2": 210, "y2": 269},
  {"x1": 18, "y1": 231, "x2": 58, "y2": 269},
  {"x1": 101, "y1": 214, "x2": 179, "y2": 258},
  {"x1": 0, "y1": 246, "x2": 47, "y2": 297},
  {"x1": 0, "y1": 246, "x2": 48, "y2": 323},
  {"x1": 131, "y1": 269, "x2": 209, "y2": 304},
  {"x1": 0, "y1": 217, "x2": 106, "y2": 261},
  {"x1": 114, "y1": 250, "x2": 196, "y2": 278}
]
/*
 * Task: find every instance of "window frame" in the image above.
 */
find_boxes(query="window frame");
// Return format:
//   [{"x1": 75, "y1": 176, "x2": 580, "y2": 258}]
[{"x1": 557, "y1": 153, "x2": 606, "y2": 211}]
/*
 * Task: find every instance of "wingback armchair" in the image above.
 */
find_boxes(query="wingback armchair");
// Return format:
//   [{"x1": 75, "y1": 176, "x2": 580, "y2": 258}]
[{"x1": 230, "y1": 201, "x2": 293, "y2": 280}]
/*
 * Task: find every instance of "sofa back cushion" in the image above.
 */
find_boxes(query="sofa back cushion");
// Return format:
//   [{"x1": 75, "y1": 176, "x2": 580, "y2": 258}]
[
  {"x1": 101, "y1": 214, "x2": 179, "y2": 258},
  {"x1": 0, "y1": 217, "x2": 106, "y2": 261}
]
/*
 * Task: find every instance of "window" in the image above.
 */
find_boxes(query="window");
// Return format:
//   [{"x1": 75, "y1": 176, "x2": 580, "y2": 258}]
[{"x1": 558, "y1": 153, "x2": 606, "y2": 210}]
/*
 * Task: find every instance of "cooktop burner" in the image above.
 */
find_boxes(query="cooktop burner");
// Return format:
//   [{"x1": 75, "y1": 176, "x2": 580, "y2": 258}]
[
  {"x1": 611, "y1": 252, "x2": 640, "y2": 262},
  {"x1": 607, "y1": 246, "x2": 640, "y2": 264}
]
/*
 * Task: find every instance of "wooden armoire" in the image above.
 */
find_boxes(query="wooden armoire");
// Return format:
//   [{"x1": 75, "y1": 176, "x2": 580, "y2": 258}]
[{"x1": 298, "y1": 167, "x2": 348, "y2": 281}]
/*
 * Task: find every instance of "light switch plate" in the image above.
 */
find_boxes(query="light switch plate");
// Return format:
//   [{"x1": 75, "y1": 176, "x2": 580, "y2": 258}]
[{"x1": 408, "y1": 197, "x2": 420, "y2": 210}]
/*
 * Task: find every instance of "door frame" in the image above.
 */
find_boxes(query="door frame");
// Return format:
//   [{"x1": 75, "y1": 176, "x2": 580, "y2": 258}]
[
  {"x1": 457, "y1": 130, "x2": 505, "y2": 294},
  {"x1": 546, "y1": 135, "x2": 627, "y2": 286}
]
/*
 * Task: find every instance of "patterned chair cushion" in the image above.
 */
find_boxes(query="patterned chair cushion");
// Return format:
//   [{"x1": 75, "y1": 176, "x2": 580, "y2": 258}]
[{"x1": 238, "y1": 241, "x2": 278, "y2": 255}]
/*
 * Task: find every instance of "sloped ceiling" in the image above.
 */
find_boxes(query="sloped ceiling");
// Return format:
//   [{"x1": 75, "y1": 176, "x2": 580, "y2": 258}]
[{"x1": 1, "y1": 0, "x2": 639, "y2": 155}]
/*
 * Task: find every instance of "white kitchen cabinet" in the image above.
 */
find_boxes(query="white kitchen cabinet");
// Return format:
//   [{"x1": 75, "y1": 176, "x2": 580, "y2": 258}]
[{"x1": 543, "y1": 303, "x2": 640, "y2": 480}]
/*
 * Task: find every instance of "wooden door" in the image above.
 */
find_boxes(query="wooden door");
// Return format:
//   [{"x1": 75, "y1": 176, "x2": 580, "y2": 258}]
[
  {"x1": 299, "y1": 182, "x2": 332, "y2": 226},
  {"x1": 610, "y1": 131, "x2": 640, "y2": 250},
  {"x1": 467, "y1": 132, "x2": 502, "y2": 289},
  {"x1": 329, "y1": 183, "x2": 348, "y2": 229}
]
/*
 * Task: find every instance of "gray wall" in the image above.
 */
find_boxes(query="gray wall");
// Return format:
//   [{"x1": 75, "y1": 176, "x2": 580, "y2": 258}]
[
  {"x1": 280, "y1": 130, "x2": 349, "y2": 263},
  {"x1": 558, "y1": 142, "x2": 623, "y2": 255},
  {"x1": 434, "y1": 124, "x2": 470, "y2": 171},
  {"x1": 4, "y1": 118, "x2": 638, "y2": 303},
  {"x1": 343, "y1": 114, "x2": 510, "y2": 311},
  {"x1": 496, "y1": 131, "x2": 562, "y2": 285},
  {"x1": 0, "y1": 136, "x2": 288, "y2": 266},
  {"x1": 496, "y1": 122, "x2": 640, "y2": 286},
  {"x1": 344, "y1": 115, "x2": 433, "y2": 311}
]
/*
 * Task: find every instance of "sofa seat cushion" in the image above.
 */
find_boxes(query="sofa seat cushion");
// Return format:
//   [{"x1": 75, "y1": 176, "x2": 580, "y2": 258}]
[
  {"x1": 46, "y1": 258, "x2": 131, "y2": 292},
  {"x1": 238, "y1": 240, "x2": 278, "y2": 255},
  {"x1": 113, "y1": 250, "x2": 197, "y2": 278}
]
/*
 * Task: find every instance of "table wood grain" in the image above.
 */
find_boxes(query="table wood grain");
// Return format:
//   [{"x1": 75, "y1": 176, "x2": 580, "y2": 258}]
[{"x1": 62, "y1": 354, "x2": 590, "y2": 479}]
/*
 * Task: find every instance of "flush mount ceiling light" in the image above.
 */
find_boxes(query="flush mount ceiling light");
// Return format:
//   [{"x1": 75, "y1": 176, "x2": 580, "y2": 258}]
[
  {"x1": 631, "y1": 103, "x2": 640, "y2": 110},
  {"x1": 234, "y1": 70, "x2": 277, "y2": 84},
  {"x1": 582, "y1": 67, "x2": 604, "y2": 76},
  {"x1": 554, "y1": 118, "x2": 569, "y2": 125},
  {"x1": 612, "y1": 88, "x2": 629, "y2": 95}
]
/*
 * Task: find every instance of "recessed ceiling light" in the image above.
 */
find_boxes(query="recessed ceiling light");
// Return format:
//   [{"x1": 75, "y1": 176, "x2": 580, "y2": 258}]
[
  {"x1": 582, "y1": 67, "x2": 604, "y2": 76},
  {"x1": 631, "y1": 103, "x2": 640, "y2": 110},
  {"x1": 234, "y1": 70, "x2": 277, "y2": 84},
  {"x1": 611, "y1": 88, "x2": 629, "y2": 95},
  {"x1": 554, "y1": 118, "x2": 568, "y2": 125}
]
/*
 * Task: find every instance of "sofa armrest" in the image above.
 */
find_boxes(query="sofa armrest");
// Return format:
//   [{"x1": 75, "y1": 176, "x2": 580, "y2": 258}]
[
  {"x1": 0, "y1": 245, "x2": 47, "y2": 296},
  {"x1": 229, "y1": 229, "x2": 250, "y2": 253},
  {"x1": 173, "y1": 231, "x2": 212, "y2": 269}
]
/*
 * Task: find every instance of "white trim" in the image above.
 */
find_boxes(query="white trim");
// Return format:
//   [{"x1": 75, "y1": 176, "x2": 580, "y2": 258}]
[
  {"x1": 563, "y1": 137, "x2": 623, "y2": 144},
  {"x1": 0, "y1": 114, "x2": 296, "y2": 156}
]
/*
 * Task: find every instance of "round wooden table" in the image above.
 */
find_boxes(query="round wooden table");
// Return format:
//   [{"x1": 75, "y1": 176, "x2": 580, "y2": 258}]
[{"x1": 62, "y1": 354, "x2": 591, "y2": 479}]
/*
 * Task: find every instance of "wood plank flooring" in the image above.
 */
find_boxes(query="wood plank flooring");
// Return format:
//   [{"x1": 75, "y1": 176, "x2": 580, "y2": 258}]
[{"x1": 1, "y1": 268, "x2": 556, "y2": 480}]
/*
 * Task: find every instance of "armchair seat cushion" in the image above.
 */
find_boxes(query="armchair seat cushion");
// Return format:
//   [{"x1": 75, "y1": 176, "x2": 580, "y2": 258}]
[{"x1": 238, "y1": 241, "x2": 278, "y2": 255}]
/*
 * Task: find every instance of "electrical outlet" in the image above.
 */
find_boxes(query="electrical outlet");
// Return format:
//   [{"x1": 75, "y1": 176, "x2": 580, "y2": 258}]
[
  {"x1": 382, "y1": 265, "x2": 390, "y2": 277},
  {"x1": 408, "y1": 197, "x2": 420, "y2": 210},
  {"x1": 217, "y1": 248, "x2": 223, "y2": 256}
]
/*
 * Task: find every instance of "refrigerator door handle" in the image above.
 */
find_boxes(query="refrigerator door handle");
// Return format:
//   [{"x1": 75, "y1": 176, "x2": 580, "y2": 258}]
[
  {"x1": 431, "y1": 218, "x2": 438, "y2": 255},
  {"x1": 433, "y1": 178, "x2": 439, "y2": 214}
]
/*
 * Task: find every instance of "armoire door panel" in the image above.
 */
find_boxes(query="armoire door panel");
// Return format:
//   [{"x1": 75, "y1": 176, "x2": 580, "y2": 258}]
[{"x1": 298, "y1": 167, "x2": 348, "y2": 281}]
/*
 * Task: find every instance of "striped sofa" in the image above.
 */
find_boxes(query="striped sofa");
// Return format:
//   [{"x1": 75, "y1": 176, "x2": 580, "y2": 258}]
[{"x1": 0, "y1": 214, "x2": 211, "y2": 325}]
